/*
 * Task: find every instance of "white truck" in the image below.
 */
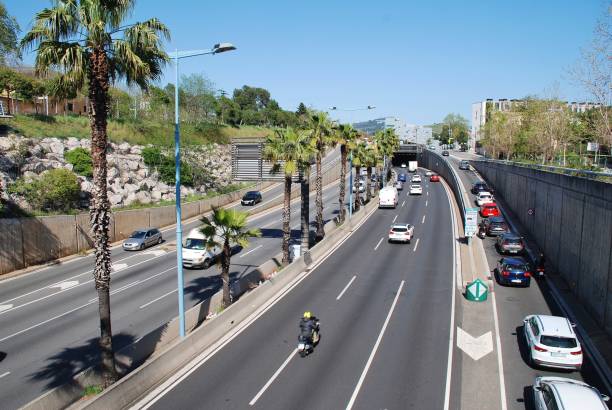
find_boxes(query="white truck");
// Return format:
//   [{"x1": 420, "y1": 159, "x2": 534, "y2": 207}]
[
  {"x1": 408, "y1": 161, "x2": 418, "y2": 173},
  {"x1": 182, "y1": 228, "x2": 220, "y2": 269},
  {"x1": 379, "y1": 186, "x2": 398, "y2": 208}
]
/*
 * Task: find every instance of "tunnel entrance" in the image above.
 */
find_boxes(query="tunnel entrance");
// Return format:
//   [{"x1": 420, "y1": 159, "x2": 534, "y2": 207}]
[{"x1": 391, "y1": 152, "x2": 418, "y2": 166}]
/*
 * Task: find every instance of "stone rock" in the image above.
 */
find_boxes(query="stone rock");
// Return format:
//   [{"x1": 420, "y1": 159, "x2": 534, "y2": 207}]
[
  {"x1": 109, "y1": 194, "x2": 123, "y2": 206},
  {"x1": 124, "y1": 191, "x2": 137, "y2": 206},
  {"x1": 66, "y1": 137, "x2": 81, "y2": 149},
  {"x1": 155, "y1": 182, "x2": 170, "y2": 194},
  {"x1": 137, "y1": 168, "x2": 148, "y2": 178},
  {"x1": 130, "y1": 145, "x2": 142, "y2": 155},
  {"x1": 0, "y1": 137, "x2": 14, "y2": 151},
  {"x1": 124, "y1": 183, "x2": 139, "y2": 194},
  {"x1": 22, "y1": 171, "x2": 37, "y2": 181},
  {"x1": 118, "y1": 142, "x2": 130, "y2": 153},
  {"x1": 127, "y1": 160, "x2": 139, "y2": 171},
  {"x1": 107, "y1": 166, "x2": 118, "y2": 181},
  {"x1": 162, "y1": 192, "x2": 175, "y2": 201},
  {"x1": 135, "y1": 190, "x2": 151, "y2": 204},
  {"x1": 80, "y1": 179, "x2": 94, "y2": 193},
  {"x1": 0, "y1": 155, "x2": 17, "y2": 172},
  {"x1": 151, "y1": 190, "x2": 162, "y2": 201},
  {"x1": 49, "y1": 141, "x2": 65, "y2": 155}
]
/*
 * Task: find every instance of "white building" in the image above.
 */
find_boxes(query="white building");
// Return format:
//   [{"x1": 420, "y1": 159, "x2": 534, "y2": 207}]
[
  {"x1": 352, "y1": 117, "x2": 431, "y2": 144},
  {"x1": 406, "y1": 124, "x2": 433, "y2": 145}
]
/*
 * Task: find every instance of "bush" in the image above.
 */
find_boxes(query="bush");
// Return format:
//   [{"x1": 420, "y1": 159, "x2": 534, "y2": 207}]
[
  {"x1": 8, "y1": 168, "x2": 80, "y2": 211},
  {"x1": 142, "y1": 146, "x2": 195, "y2": 186},
  {"x1": 64, "y1": 147, "x2": 93, "y2": 177}
]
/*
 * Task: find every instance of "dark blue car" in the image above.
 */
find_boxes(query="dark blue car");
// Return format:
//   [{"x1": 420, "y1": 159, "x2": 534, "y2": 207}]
[
  {"x1": 398, "y1": 173, "x2": 407, "y2": 182},
  {"x1": 495, "y1": 257, "x2": 531, "y2": 287}
]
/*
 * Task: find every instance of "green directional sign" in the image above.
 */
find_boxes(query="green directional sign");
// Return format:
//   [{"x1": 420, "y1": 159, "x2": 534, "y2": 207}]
[{"x1": 465, "y1": 279, "x2": 488, "y2": 302}]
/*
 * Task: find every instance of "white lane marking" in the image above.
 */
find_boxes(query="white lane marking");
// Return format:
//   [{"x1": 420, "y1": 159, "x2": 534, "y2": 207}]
[
  {"x1": 0, "y1": 371, "x2": 10, "y2": 379},
  {"x1": 112, "y1": 263, "x2": 129, "y2": 272},
  {"x1": 413, "y1": 238, "x2": 420, "y2": 252},
  {"x1": 48, "y1": 280, "x2": 79, "y2": 291},
  {"x1": 249, "y1": 349, "x2": 298, "y2": 406},
  {"x1": 239, "y1": 245, "x2": 263, "y2": 259},
  {"x1": 456, "y1": 328, "x2": 493, "y2": 360},
  {"x1": 88, "y1": 280, "x2": 141, "y2": 303},
  {"x1": 132, "y1": 201, "x2": 379, "y2": 410},
  {"x1": 422, "y1": 215, "x2": 426, "y2": 224},
  {"x1": 346, "y1": 281, "x2": 405, "y2": 410},
  {"x1": 336, "y1": 275, "x2": 357, "y2": 301},
  {"x1": 373, "y1": 237, "x2": 384, "y2": 251},
  {"x1": 425, "y1": 200, "x2": 428, "y2": 207},
  {"x1": 142, "y1": 249, "x2": 166, "y2": 257},
  {"x1": 140, "y1": 288, "x2": 178, "y2": 309},
  {"x1": 427, "y1": 191, "x2": 429, "y2": 196},
  {"x1": 0, "y1": 304, "x2": 13, "y2": 313},
  {"x1": 491, "y1": 289, "x2": 508, "y2": 409},
  {"x1": 401, "y1": 201, "x2": 405, "y2": 207},
  {"x1": 392, "y1": 215, "x2": 398, "y2": 223}
]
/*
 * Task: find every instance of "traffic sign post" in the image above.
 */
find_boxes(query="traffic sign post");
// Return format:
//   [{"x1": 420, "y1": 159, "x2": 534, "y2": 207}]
[
  {"x1": 464, "y1": 207, "x2": 479, "y2": 238},
  {"x1": 465, "y1": 278, "x2": 488, "y2": 302}
]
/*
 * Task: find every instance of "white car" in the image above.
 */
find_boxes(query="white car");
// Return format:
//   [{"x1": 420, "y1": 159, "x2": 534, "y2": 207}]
[
  {"x1": 411, "y1": 174, "x2": 422, "y2": 183},
  {"x1": 352, "y1": 181, "x2": 366, "y2": 193},
  {"x1": 388, "y1": 223, "x2": 414, "y2": 243},
  {"x1": 533, "y1": 377, "x2": 609, "y2": 410},
  {"x1": 394, "y1": 181, "x2": 403, "y2": 190},
  {"x1": 523, "y1": 315, "x2": 582, "y2": 370},
  {"x1": 425, "y1": 170, "x2": 433, "y2": 176},
  {"x1": 409, "y1": 184, "x2": 422, "y2": 195},
  {"x1": 475, "y1": 191, "x2": 494, "y2": 206},
  {"x1": 401, "y1": 163, "x2": 407, "y2": 168}
]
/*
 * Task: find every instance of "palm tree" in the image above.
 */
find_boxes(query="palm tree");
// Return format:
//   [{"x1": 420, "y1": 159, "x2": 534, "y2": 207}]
[
  {"x1": 199, "y1": 207, "x2": 261, "y2": 307},
  {"x1": 335, "y1": 123, "x2": 357, "y2": 223},
  {"x1": 374, "y1": 128, "x2": 400, "y2": 183},
  {"x1": 22, "y1": 1, "x2": 169, "y2": 387},
  {"x1": 308, "y1": 111, "x2": 334, "y2": 241},
  {"x1": 351, "y1": 141, "x2": 368, "y2": 212},
  {"x1": 263, "y1": 127, "x2": 311, "y2": 264},
  {"x1": 297, "y1": 139, "x2": 316, "y2": 252},
  {"x1": 363, "y1": 145, "x2": 378, "y2": 203}
]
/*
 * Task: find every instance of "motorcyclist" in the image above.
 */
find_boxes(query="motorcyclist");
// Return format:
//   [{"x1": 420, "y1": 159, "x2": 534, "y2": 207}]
[
  {"x1": 478, "y1": 220, "x2": 487, "y2": 238},
  {"x1": 299, "y1": 311, "x2": 319, "y2": 344},
  {"x1": 536, "y1": 252, "x2": 546, "y2": 276}
]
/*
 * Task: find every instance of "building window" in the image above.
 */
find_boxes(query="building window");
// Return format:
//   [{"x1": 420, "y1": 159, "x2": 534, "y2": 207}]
[{"x1": 67, "y1": 102, "x2": 74, "y2": 112}]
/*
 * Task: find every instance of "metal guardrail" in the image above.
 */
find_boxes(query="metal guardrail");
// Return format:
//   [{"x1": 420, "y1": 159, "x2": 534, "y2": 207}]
[{"x1": 478, "y1": 158, "x2": 612, "y2": 182}]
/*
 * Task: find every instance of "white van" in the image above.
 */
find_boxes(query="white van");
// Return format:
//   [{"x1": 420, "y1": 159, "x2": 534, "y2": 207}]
[
  {"x1": 182, "y1": 228, "x2": 220, "y2": 269},
  {"x1": 379, "y1": 186, "x2": 398, "y2": 208}
]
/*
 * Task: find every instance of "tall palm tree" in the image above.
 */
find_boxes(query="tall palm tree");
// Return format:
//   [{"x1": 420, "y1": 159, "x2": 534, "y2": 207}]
[
  {"x1": 351, "y1": 141, "x2": 368, "y2": 213},
  {"x1": 308, "y1": 111, "x2": 333, "y2": 241},
  {"x1": 22, "y1": 0, "x2": 169, "y2": 387},
  {"x1": 298, "y1": 139, "x2": 316, "y2": 252},
  {"x1": 335, "y1": 123, "x2": 357, "y2": 223},
  {"x1": 199, "y1": 207, "x2": 261, "y2": 307},
  {"x1": 363, "y1": 145, "x2": 378, "y2": 203},
  {"x1": 374, "y1": 128, "x2": 400, "y2": 183},
  {"x1": 263, "y1": 127, "x2": 311, "y2": 264}
]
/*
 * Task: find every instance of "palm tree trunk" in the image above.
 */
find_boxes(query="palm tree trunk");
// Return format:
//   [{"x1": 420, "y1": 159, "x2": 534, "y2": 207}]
[
  {"x1": 354, "y1": 165, "x2": 361, "y2": 212},
  {"x1": 221, "y1": 239, "x2": 231, "y2": 307},
  {"x1": 282, "y1": 175, "x2": 292, "y2": 265},
  {"x1": 338, "y1": 145, "x2": 347, "y2": 223},
  {"x1": 300, "y1": 167, "x2": 310, "y2": 250},
  {"x1": 315, "y1": 150, "x2": 324, "y2": 241},
  {"x1": 366, "y1": 167, "x2": 372, "y2": 203},
  {"x1": 88, "y1": 48, "x2": 117, "y2": 387}
]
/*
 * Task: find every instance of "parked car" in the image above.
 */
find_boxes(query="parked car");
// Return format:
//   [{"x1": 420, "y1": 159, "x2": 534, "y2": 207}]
[
  {"x1": 459, "y1": 160, "x2": 470, "y2": 170},
  {"x1": 394, "y1": 181, "x2": 404, "y2": 191},
  {"x1": 442, "y1": 150, "x2": 449, "y2": 156},
  {"x1": 475, "y1": 191, "x2": 494, "y2": 206},
  {"x1": 523, "y1": 315, "x2": 583, "y2": 371},
  {"x1": 495, "y1": 256, "x2": 531, "y2": 286},
  {"x1": 411, "y1": 174, "x2": 422, "y2": 183},
  {"x1": 425, "y1": 170, "x2": 433, "y2": 176},
  {"x1": 483, "y1": 216, "x2": 509, "y2": 236},
  {"x1": 122, "y1": 228, "x2": 162, "y2": 251},
  {"x1": 430, "y1": 174, "x2": 440, "y2": 182},
  {"x1": 471, "y1": 181, "x2": 490, "y2": 195},
  {"x1": 401, "y1": 163, "x2": 407, "y2": 168},
  {"x1": 241, "y1": 191, "x2": 262, "y2": 206},
  {"x1": 496, "y1": 233, "x2": 525, "y2": 254},
  {"x1": 532, "y1": 377, "x2": 608, "y2": 409},
  {"x1": 480, "y1": 202, "x2": 500, "y2": 218},
  {"x1": 409, "y1": 184, "x2": 423, "y2": 195},
  {"x1": 398, "y1": 173, "x2": 407, "y2": 182},
  {"x1": 388, "y1": 223, "x2": 414, "y2": 243}
]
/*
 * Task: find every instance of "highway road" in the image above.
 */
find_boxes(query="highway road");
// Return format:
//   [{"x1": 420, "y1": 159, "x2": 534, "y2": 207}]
[
  {"x1": 0, "y1": 151, "x2": 350, "y2": 409},
  {"x1": 447, "y1": 152, "x2": 610, "y2": 408},
  {"x1": 131, "y1": 166, "x2": 457, "y2": 410}
]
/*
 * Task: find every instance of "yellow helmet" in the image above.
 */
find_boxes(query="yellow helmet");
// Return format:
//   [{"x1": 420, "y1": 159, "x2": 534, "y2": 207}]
[{"x1": 303, "y1": 311, "x2": 312, "y2": 319}]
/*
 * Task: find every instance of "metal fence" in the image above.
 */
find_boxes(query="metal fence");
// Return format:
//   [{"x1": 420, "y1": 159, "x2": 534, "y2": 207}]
[{"x1": 479, "y1": 158, "x2": 612, "y2": 183}]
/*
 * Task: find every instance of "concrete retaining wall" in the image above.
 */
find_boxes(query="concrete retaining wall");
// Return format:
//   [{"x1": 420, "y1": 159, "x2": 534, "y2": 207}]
[{"x1": 472, "y1": 161, "x2": 612, "y2": 338}]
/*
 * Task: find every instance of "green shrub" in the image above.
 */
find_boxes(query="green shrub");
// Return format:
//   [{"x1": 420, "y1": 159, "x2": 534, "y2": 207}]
[
  {"x1": 64, "y1": 147, "x2": 93, "y2": 177},
  {"x1": 8, "y1": 168, "x2": 80, "y2": 211},
  {"x1": 142, "y1": 146, "x2": 195, "y2": 186}
]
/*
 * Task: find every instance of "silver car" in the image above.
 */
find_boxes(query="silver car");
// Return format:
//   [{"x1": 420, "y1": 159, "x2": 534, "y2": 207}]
[
  {"x1": 533, "y1": 377, "x2": 609, "y2": 410},
  {"x1": 122, "y1": 228, "x2": 162, "y2": 251}
]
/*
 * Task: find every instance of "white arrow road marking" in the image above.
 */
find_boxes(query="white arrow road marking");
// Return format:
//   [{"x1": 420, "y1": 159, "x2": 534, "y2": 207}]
[
  {"x1": 48, "y1": 280, "x2": 79, "y2": 291},
  {"x1": 142, "y1": 249, "x2": 166, "y2": 257},
  {"x1": 111, "y1": 263, "x2": 129, "y2": 272},
  {"x1": 456, "y1": 327, "x2": 493, "y2": 361},
  {"x1": 0, "y1": 371, "x2": 10, "y2": 379},
  {"x1": 0, "y1": 304, "x2": 13, "y2": 313}
]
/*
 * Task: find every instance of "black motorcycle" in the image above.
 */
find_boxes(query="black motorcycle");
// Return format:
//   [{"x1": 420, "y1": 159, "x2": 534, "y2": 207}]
[{"x1": 298, "y1": 321, "x2": 320, "y2": 357}]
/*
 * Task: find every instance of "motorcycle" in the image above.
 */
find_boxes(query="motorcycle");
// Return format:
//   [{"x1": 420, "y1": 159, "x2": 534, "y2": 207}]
[{"x1": 298, "y1": 321, "x2": 320, "y2": 357}]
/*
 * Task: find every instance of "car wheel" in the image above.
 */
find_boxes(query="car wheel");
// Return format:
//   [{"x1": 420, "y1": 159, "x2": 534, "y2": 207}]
[
  {"x1": 157, "y1": 237, "x2": 162, "y2": 244},
  {"x1": 203, "y1": 258, "x2": 211, "y2": 269},
  {"x1": 139, "y1": 243, "x2": 145, "y2": 251}
]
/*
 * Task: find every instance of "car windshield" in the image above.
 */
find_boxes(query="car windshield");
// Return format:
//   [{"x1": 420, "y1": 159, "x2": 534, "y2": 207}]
[
  {"x1": 184, "y1": 238, "x2": 206, "y2": 250},
  {"x1": 506, "y1": 263, "x2": 528, "y2": 271},
  {"x1": 505, "y1": 238, "x2": 522, "y2": 245},
  {"x1": 540, "y1": 335, "x2": 578, "y2": 348},
  {"x1": 392, "y1": 227, "x2": 408, "y2": 232},
  {"x1": 130, "y1": 231, "x2": 146, "y2": 239},
  {"x1": 244, "y1": 192, "x2": 259, "y2": 199}
]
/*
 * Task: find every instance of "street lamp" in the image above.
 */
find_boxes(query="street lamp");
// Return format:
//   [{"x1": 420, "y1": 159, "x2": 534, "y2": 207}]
[{"x1": 173, "y1": 42, "x2": 236, "y2": 338}]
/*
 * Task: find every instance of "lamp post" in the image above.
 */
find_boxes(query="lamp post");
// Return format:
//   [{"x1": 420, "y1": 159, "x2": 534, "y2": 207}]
[{"x1": 173, "y1": 43, "x2": 236, "y2": 338}]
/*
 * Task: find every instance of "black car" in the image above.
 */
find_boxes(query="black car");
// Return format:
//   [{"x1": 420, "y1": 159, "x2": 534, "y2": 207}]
[
  {"x1": 241, "y1": 191, "x2": 262, "y2": 206},
  {"x1": 459, "y1": 160, "x2": 470, "y2": 170},
  {"x1": 484, "y1": 216, "x2": 509, "y2": 236},
  {"x1": 442, "y1": 150, "x2": 449, "y2": 156},
  {"x1": 471, "y1": 181, "x2": 490, "y2": 195}
]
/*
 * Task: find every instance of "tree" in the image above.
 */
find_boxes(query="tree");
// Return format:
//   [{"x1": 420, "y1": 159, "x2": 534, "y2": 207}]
[
  {"x1": 263, "y1": 127, "x2": 311, "y2": 264},
  {"x1": 374, "y1": 128, "x2": 400, "y2": 184},
  {"x1": 22, "y1": 0, "x2": 169, "y2": 387},
  {"x1": 438, "y1": 113, "x2": 470, "y2": 146},
  {"x1": 8, "y1": 168, "x2": 80, "y2": 212},
  {"x1": 199, "y1": 207, "x2": 261, "y2": 307},
  {"x1": 180, "y1": 73, "x2": 217, "y2": 122},
  {"x1": 216, "y1": 95, "x2": 240, "y2": 126},
  {"x1": 308, "y1": 111, "x2": 334, "y2": 241},
  {"x1": 0, "y1": 2, "x2": 20, "y2": 66},
  {"x1": 297, "y1": 138, "x2": 316, "y2": 252},
  {"x1": 363, "y1": 144, "x2": 378, "y2": 203},
  {"x1": 335, "y1": 123, "x2": 358, "y2": 223},
  {"x1": 0, "y1": 67, "x2": 19, "y2": 114},
  {"x1": 351, "y1": 141, "x2": 368, "y2": 213}
]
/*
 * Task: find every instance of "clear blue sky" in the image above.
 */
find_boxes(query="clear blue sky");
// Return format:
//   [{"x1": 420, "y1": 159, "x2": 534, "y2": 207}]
[{"x1": 6, "y1": 0, "x2": 607, "y2": 125}]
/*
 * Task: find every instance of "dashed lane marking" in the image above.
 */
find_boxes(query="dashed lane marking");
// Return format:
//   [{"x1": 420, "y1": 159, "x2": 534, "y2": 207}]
[{"x1": 374, "y1": 237, "x2": 384, "y2": 251}]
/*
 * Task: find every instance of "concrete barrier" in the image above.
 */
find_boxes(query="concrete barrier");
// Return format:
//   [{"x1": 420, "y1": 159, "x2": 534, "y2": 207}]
[
  {"x1": 0, "y1": 218, "x2": 24, "y2": 273},
  {"x1": 113, "y1": 209, "x2": 150, "y2": 241},
  {"x1": 21, "y1": 216, "x2": 76, "y2": 267},
  {"x1": 472, "y1": 160, "x2": 612, "y2": 338},
  {"x1": 148, "y1": 205, "x2": 175, "y2": 228}
]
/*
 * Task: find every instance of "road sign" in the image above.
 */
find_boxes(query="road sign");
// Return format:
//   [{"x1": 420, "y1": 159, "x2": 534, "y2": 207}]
[
  {"x1": 464, "y1": 207, "x2": 479, "y2": 237},
  {"x1": 528, "y1": 208, "x2": 535, "y2": 216},
  {"x1": 587, "y1": 142, "x2": 599, "y2": 152},
  {"x1": 465, "y1": 278, "x2": 488, "y2": 302}
]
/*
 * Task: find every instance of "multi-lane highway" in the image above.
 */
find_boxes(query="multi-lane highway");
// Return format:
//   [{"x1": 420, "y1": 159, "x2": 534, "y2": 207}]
[
  {"x1": 131, "y1": 167, "x2": 456, "y2": 409},
  {"x1": 0, "y1": 152, "x2": 349, "y2": 409}
]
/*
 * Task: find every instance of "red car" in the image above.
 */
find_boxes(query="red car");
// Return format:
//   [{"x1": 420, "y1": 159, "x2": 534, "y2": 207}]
[
  {"x1": 480, "y1": 203, "x2": 500, "y2": 217},
  {"x1": 430, "y1": 175, "x2": 440, "y2": 182}
]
